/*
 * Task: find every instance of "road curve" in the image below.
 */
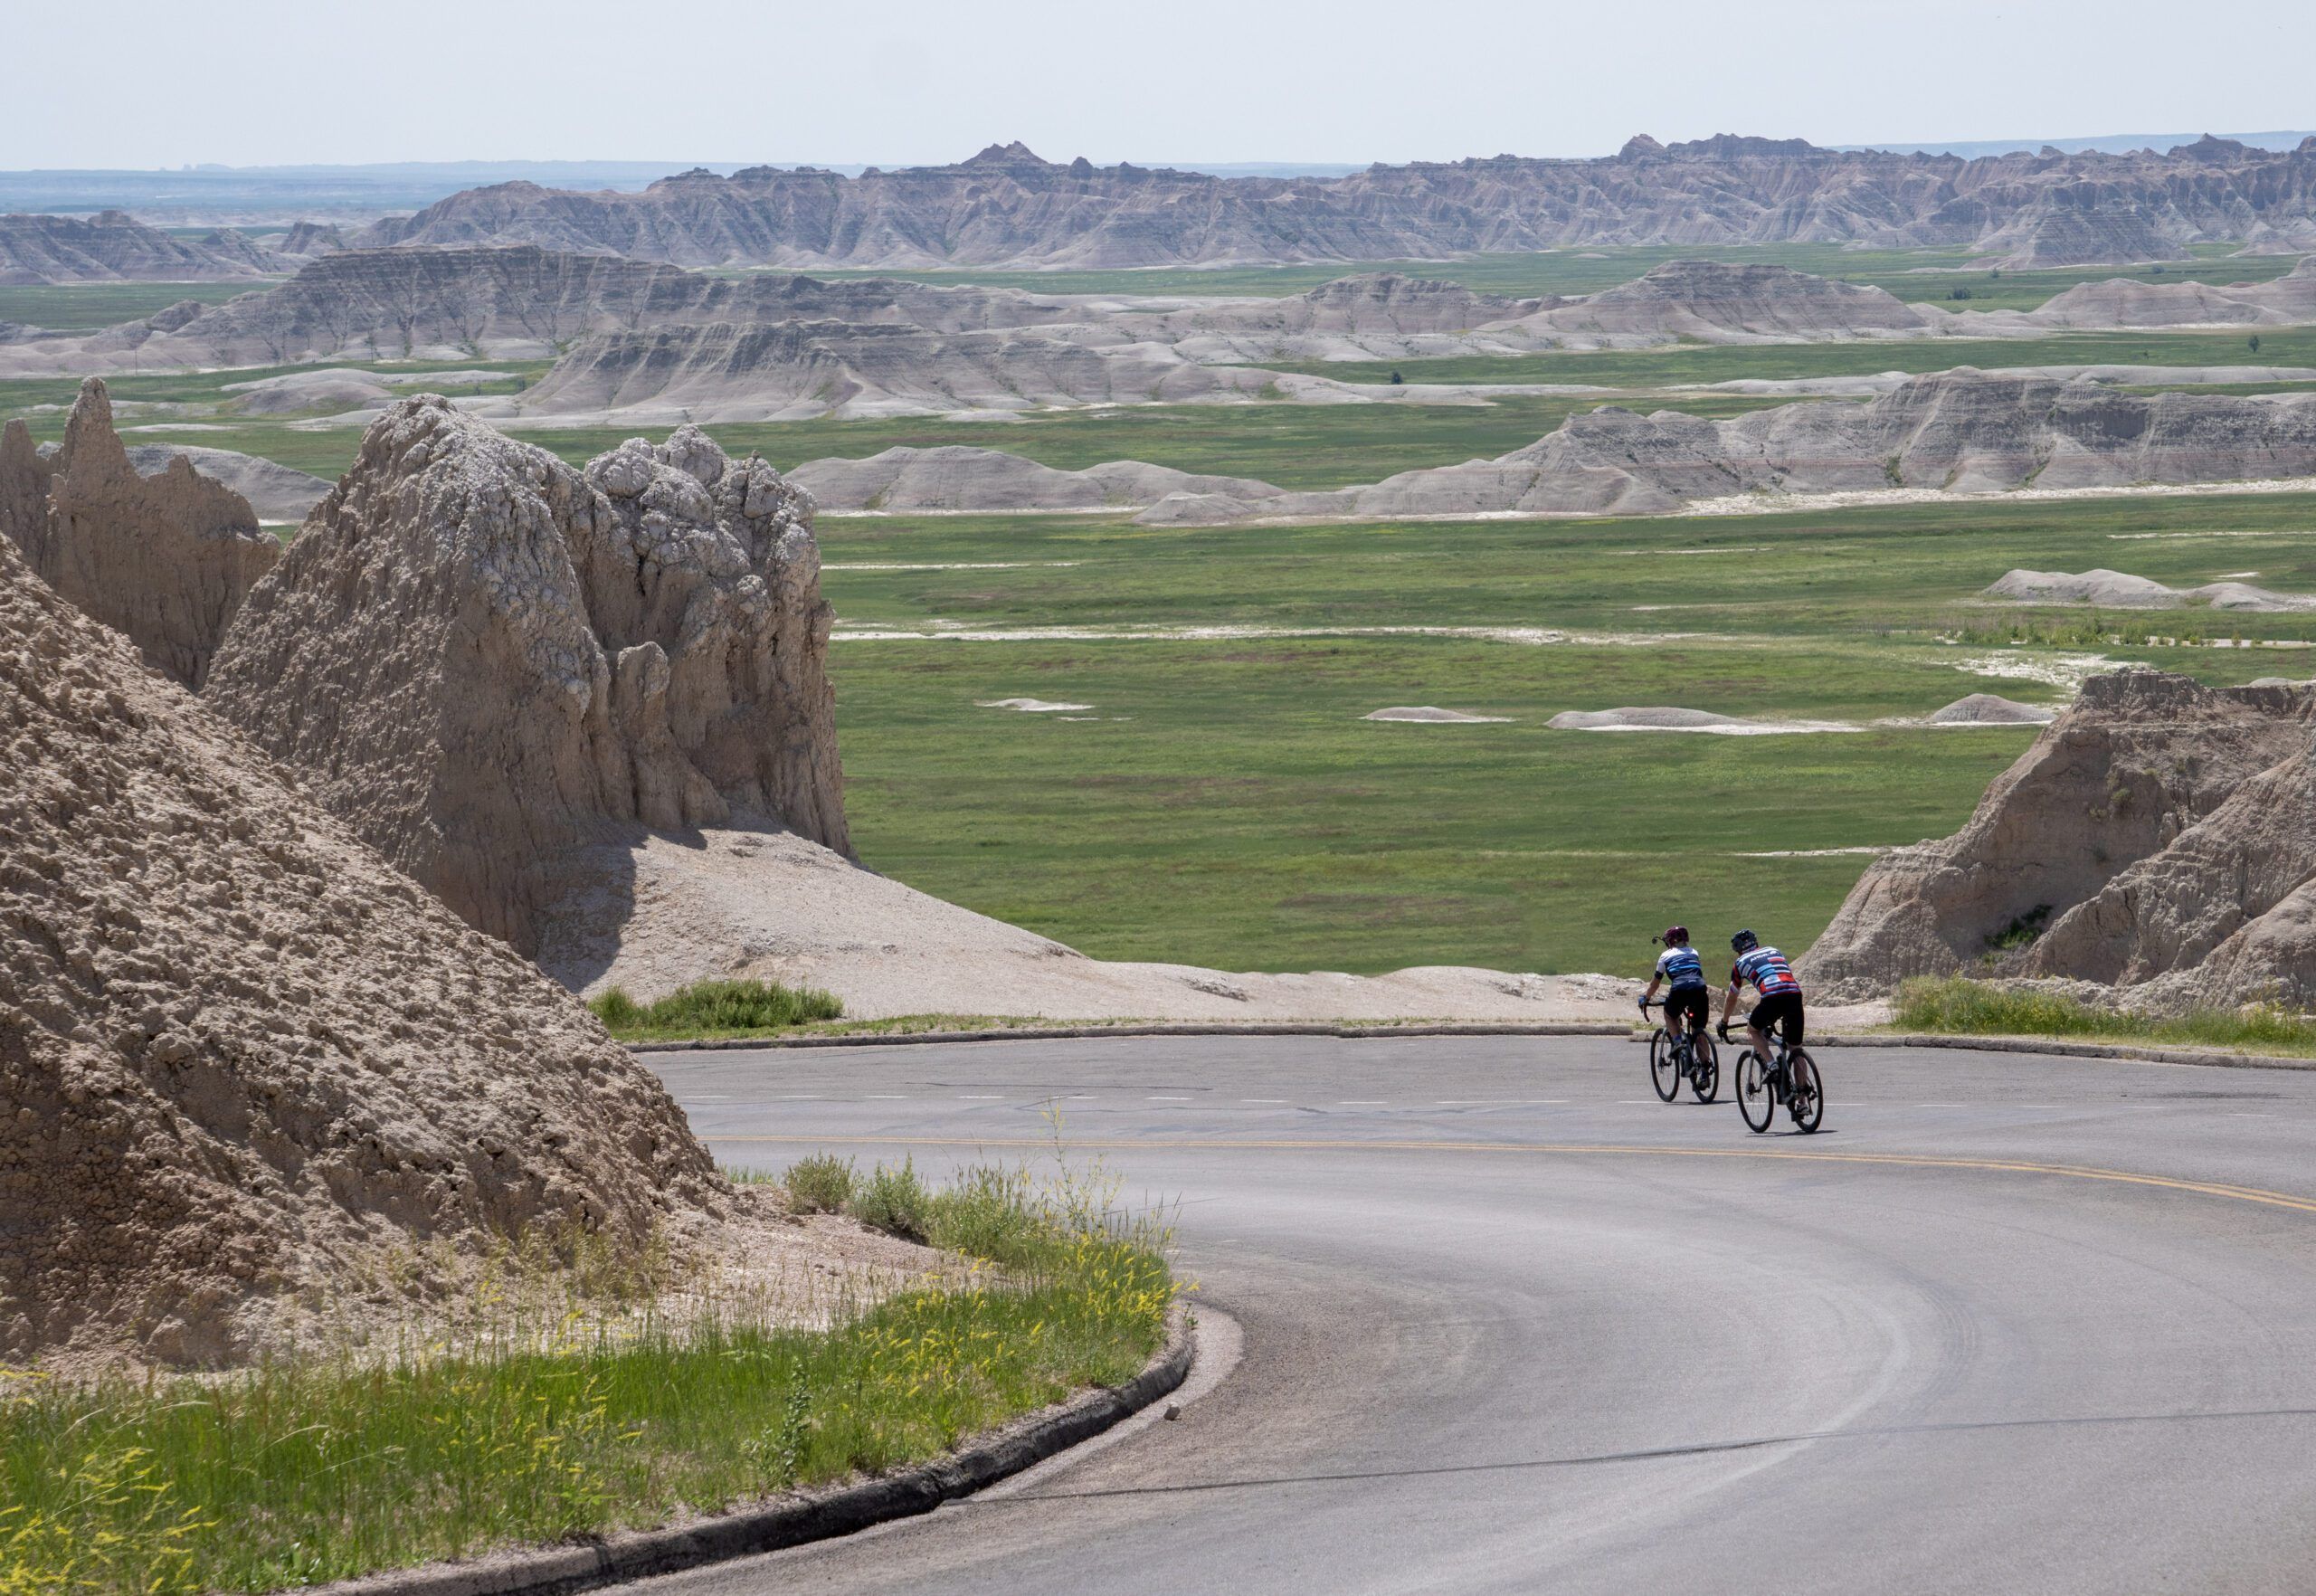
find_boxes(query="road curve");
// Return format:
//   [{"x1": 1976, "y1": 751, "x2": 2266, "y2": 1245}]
[{"x1": 642, "y1": 1036, "x2": 2316, "y2": 1594}]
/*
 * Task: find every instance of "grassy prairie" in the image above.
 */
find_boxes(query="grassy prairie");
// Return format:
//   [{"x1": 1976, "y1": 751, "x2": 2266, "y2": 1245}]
[
  {"x1": 23, "y1": 391, "x2": 1800, "y2": 493},
  {"x1": 0, "y1": 280, "x2": 258, "y2": 331},
  {"x1": 1893, "y1": 976, "x2": 2316, "y2": 1056},
  {"x1": 806, "y1": 490, "x2": 2316, "y2": 974},
  {"x1": 1255, "y1": 328, "x2": 2316, "y2": 389}
]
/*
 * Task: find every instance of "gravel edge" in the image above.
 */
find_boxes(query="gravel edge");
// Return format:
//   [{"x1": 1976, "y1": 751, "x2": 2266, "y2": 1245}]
[
  {"x1": 627, "y1": 1021, "x2": 1635, "y2": 1052},
  {"x1": 629, "y1": 1021, "x2": 2313, "y2": 1071},
  {"x1": 308, "y1": 1305, "x2": 1196, "y2": 1596}
]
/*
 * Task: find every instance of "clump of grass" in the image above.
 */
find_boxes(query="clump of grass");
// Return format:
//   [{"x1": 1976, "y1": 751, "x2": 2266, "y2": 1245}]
[
  {"x1": 780, "y1": 1154, "x2": 856, "y2": 1214},
  {"x1": 587, "y1": 978, "x2": 842, "y2": 1040},
  {"x1": 1894, "y1": 975, "x2": 2316, "y2": 1056},
  {"x1": 851, "y1": 1158, "x2": 935, "y2": 1242},
  {"x1": 0, "y1": 1160, "x2": 1175, "y2": 1595}
]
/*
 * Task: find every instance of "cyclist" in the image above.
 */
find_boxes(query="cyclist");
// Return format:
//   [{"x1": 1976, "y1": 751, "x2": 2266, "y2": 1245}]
[
  {"x1": 1716, "y1": 928, "x2": 1805, "y2": 1060},
  {"x1": 1639, "y1": 925, "x2": 1712, "y2": 1051}
]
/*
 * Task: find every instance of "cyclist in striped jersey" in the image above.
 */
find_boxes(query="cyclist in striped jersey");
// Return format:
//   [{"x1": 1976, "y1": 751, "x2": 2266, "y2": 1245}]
[
  {"x1": 1715, "y1": 928, "x2": 1805, "y2": 1059},
  {"x1": 1638, "y1": 925, "x2": 1711, "y2": 1049}
]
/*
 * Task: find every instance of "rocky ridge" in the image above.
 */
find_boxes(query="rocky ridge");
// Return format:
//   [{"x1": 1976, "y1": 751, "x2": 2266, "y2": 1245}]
[
  {"x1": 1, "y1": 379, "x2": 279, "y2": 688},
  {"x1": 1806, "y1": 670, "x2": 2316, "y2": 1011},
  {"x1": 0, "y1": 210, "x2": 291, "y2": 285},
  {"x1": 1131, "y1": 370, "x2": 2316, "y2": 523},
  {"x1": 202, "y1": 399, "x2": 846, "y2": 955},
  {"x1": 350, "y1": 136, "x2": 2316, "y2": 270},
  {"x1": 0, "y1": 527, "x2": 720, "y2": 1364}
]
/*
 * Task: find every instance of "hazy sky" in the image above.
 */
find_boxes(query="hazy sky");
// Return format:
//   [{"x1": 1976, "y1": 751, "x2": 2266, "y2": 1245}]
[{"x1": 13, "y1": 0, "x2": 2311, "y2": 170}]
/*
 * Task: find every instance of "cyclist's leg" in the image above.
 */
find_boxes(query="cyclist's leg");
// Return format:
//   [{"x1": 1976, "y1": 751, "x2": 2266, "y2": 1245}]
[{"x1": 1746, "y1": 995, "x2": 1775, "y2": 1066}]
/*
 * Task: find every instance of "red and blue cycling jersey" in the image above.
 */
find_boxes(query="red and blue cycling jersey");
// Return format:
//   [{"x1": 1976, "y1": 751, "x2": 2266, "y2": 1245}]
[{"x1": 1730, "y1": 946, "x2": 1802, "y2": 997}]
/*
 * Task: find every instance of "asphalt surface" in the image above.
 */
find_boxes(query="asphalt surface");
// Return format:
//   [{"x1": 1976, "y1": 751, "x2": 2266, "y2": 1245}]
[{"x1": 642, "y1": 1035, "x2": 2316, "y2": 1594}]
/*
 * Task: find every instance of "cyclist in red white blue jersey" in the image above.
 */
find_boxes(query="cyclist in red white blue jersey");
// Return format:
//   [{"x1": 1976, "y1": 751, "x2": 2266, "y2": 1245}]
[
  {"x1": 1638, "y1": 925, "x2": 1711, "y2": 1048},
  {"x1": 1716, "y1": 928, "x2": 1805, "y2": 1059}
]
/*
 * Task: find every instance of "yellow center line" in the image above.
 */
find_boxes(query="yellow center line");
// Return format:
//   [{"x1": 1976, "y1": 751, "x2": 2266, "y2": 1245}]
[{"x1": 704, "y1": 1134, "x2": 2316, "y2": 1215}]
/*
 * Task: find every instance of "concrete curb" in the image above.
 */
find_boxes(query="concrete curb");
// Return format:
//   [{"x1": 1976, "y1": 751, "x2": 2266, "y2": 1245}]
[
  {"x1": 312, "y1": 1306, "x2": 1195, "y2": 1596},
  {"x1": 1623, "y1": 1029, "x2": 2316, "y2": 1071},
  {"x1": 1816, "y1": 1031, "x2": 2316, "y2": 1072},
  {"x1": 628, "y1": 1021, "x2": 1636, "y2": 1053}
]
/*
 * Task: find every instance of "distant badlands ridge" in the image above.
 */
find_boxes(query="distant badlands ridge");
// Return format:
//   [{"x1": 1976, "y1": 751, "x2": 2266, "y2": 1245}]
[
  {"x1": 297, "y1": 135, "x2": 2316, "y2": 271},
  {"x1": 6, "y1": 131, "x2": 2316, "y2": 286}
]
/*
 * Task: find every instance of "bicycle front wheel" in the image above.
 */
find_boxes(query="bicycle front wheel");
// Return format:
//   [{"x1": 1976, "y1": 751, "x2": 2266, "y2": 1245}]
[
  {"x1": 1691, "y1": 1037, "x2": 1719, "y2": 1104},
  {"x1": 1789, "y1": 1050, "x2": 1824, "y2": 1134},
  {"x1": 1736, "y1": 1050, "x2": 1773, "y2": 1133},
  {"x1": 1649, "y1": 1029, "x2": 1680, "y2": 1102}
]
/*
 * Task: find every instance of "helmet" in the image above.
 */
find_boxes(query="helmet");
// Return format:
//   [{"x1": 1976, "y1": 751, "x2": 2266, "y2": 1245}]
[
  {"x1": 1731, "y1": 928, "x2": 1759, "y2": 954},
  {"x1": 1661, "y1": 926, "x2": 1689, "y2": 946}
]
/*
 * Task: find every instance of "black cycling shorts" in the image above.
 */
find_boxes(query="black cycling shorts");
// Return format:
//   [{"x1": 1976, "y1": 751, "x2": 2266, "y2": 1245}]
[
  {"x1": 1750, "y1": 990, "x2": 1805, "y2": 1046},
  {"x1": 1664, "y1": 987, "x2": 1710, "y2": 1033}
]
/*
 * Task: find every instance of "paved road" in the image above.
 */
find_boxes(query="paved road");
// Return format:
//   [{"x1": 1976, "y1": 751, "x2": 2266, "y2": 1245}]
[{"x1": 644, "y1": 1036, "x2": 2316, "y2": 1594}]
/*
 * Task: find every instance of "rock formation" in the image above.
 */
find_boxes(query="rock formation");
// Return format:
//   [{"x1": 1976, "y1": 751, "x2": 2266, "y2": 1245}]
[
  {"x1": 1806, "y1": 670, "x2": 2316, "y2": 1010},
  {"x1": 0, "y1": 210, "x2": 290, "y2": 285},
  {"x1": 0, "y1": 527, "x2": 718, "y2": 1364},
  {"x1": 1986, "y1": 569, "x2": 2316, "y2": 612},
  {"x1": 515, "y1": 318, "x2": 1270, "y2": 423},
  {"x1": 275, "y1": 221, "x2": 346, "y2": 259},
  {"x1": 203, "y1": 399, "x2": 846, "y2": 955},
  {"x1": 120, "y1": 443, "x2": 334, "y2": 524},
  {"x1": 1140, "y1": 370, "x2": 2316, "y2": 523},
  {"x1": 787, "y1": 445, "x2": 1286, "y2": 512},
  {"x1": 1514, "y1": 261, "x2": 1939, "y2": 346},
  {"x1": 0, "y1": 379, "x2": 279, "y2": 688},
  {"x1": 0, "y1": 245, "x2": 1068, "y2": 374},
  {"x1": 346, "y1": 136, "x2": 2316, "y2": 270},
  {"x1": 2026, "y1": 255, "x2": 2316, "y2": 328}
]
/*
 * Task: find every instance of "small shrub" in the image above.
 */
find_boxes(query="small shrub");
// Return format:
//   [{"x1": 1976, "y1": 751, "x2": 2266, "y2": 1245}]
[
  {"x1": 1983, "y1": 904, "x2": 2052, "y2": 952},
  {"x1": 587, "y1": 978, "x2": 841, "y2": 1039},
  {"x1": 2249, "y1": 334, "x2": 2262, "y2": 355},
  {"x1": 852, "y1": 1157, "x2": 935, "y2": 1241},
  {"x1": 1894, "y1": 975, "x2": 2316, "y2": 1055},
  {"x1": 1948, "y1": 286, "x2": 1973, "y2": 301},
  {"x1": 781, "y1": 1154, "x2": 856, "y2": 1214}
]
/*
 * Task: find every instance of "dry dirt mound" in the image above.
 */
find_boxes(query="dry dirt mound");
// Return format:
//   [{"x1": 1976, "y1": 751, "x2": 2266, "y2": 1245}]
[
  {"x1": 1520, "y1": 260, "x2": 1938, "y2": 347},
  {"x1": 1927, "y1": 693, "x2": 2057, "y2": 725},
  {"x1": 535, "y1": 822, "x2": 1713, "y2": 1024},
  {"x1": 121, "y1": 444, "x2": 333, "y2": 523},
  {"x1": 0, "y1": 210, "x2": 288, "y2": 285},
  {"x1": 1548, "y1": 706, "x2": 1858, "y2": 734},
  {"x1": 204, "y1": 400, "x2": 846, "y2": 955},
  {"x1": 1362, "y1": 706, "x2": 1512, "y2": 722},
  {"x1": 1806, "y1": 670, "x2": 2316, "y2": 1008},
  {"x1": 1985, "y1": 567, "x2": 2316, "y2": 611},
  {"x1": 1, "y1": 379, "x2": 278, "y2": 688},
  {"x1": 0, "y1": 531, "x2": 718, "y2": 1366},
  {"x1": 788, "y1": 445, "x2": 1284, "y2": 512}
]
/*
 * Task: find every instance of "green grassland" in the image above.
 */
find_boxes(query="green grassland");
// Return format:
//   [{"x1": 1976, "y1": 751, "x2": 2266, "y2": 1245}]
[
  {"x1": 2, "y1": 389, "x2": 1801, "y2": 491},
  {"x1": 1255, "y1": 327, "x2": 2316, "y2": 390},
  {"x1": 808, "y1": 491, "x2": 2316, "y2": 975},
  {"x1": 0, "y1": 280, "x2": 261, "y2": 331}
]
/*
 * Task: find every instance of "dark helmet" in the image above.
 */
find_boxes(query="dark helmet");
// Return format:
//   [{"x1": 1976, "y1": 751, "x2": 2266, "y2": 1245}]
[
  {"x1": 1661, "y1": 926, "x2": 1689, "y2": 946},
  {"x1": 1731, "y1": 928, "x2": 1759, "y2": 954}
]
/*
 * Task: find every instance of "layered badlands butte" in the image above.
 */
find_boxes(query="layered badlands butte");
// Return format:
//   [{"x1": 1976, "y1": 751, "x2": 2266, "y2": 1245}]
[
  {"x1": 354, "y1": 136, "x2": 2316, "y2": 269},
  {"x1": 0, "y1": 521, "x2": 722, "y2": 1365},
  {"x1": 1807, "y1": 670, "x2": 2316, "y2": 1012}
]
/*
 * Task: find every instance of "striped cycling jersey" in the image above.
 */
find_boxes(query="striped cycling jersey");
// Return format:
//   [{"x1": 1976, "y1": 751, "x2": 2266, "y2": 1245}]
[
  {"x1": 1731, "y1": 946, "x2": 1802, "y2": 997},
  {"x1": 1655, "y1": 945, "x2": 1708, "y2": 990}
]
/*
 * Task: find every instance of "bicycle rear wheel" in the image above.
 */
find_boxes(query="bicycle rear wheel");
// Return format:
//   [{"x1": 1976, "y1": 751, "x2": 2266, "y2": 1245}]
[
  {"x1": 1789, "y1": 1050, "x2": 1824, "y2": 1134},
  {"x1": 1736, "y1": 1050, "x2": 1773, "y2": 1133},
  {"x1": 1649, "y1": 1029, "x2": 1681, "y2": 1101},
  {"x1": 1691, "y1": 1037, "x2": 1719, "y2": 1104}
]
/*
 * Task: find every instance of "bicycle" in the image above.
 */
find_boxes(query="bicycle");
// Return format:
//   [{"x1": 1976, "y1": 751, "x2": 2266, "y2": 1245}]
[
  {"x1": 1643, "y1": 999, "x2": 1719, "y2": 1104},
  {"x1": 1722, "y1": 1022, "x2": 1824, "y2": 1134}
]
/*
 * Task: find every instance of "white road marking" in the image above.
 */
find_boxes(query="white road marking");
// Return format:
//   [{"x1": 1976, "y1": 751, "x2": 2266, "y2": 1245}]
[
  {"x1": 1339, "y1": 1100, "x2": 1388, "y2": 1106},
  {"x1": 1241, "y1": 1098, "x2": 1291, "y2": 1104},
  {"x1": 1150, "y1": 1095, "x2": 1191, "y2": 1101},
  {"x1": 959, "y1": 1095, "x2": 1003, "y2": 1100},
  {"x1": 866, "y1": 1094, "x2": 908, "y2": 1100}
]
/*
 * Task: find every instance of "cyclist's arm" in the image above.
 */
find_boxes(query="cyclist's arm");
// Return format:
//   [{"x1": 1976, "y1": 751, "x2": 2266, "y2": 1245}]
[
  {"x1": 1718, "y1": 974, "x2": 1743, "y2": 1025},
  {"x1": 1642, "y1": 973, "x2": 1663, "y2": 1002}
]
